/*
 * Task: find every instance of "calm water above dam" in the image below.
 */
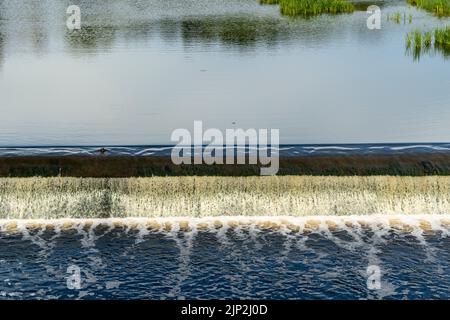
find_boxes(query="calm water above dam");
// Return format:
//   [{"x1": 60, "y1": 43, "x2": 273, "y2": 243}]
[{"x1": 0, "y1": 0, "x2": 450, "y2": 146}]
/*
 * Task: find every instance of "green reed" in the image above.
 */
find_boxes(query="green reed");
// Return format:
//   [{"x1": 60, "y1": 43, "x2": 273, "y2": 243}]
[
  {"x1": 407, "y1": 0, "x2": 450, "y2": 17},
  {"x1": 434, "y1": 25, "x2": 450, "y2": 47},
  {"x1": 406, "y1": 27, "x2": 450, "y2": 60},
  {"x1": 414, "y1": 30, "x2": 423, "y2": 48},
  {"x1": 278, "y1": 0, "x2": 354, "y2": 17},
  {"x1": 388, "y1": 12, "x2": 413, "y2": 24},
  {"x1": 393, "y1": 12, "x2": 402, "y2": 23},
  {"x1": 424, "y1": 31, "x2": 433, "y2": 47}
]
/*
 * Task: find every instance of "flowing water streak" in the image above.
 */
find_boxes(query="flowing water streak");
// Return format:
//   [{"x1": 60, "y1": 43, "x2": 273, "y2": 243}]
[
  {"x1": 166, "y1": 221, "x2": 198, "y2": 299},
  {"x1": 75, "y1": 220, "x2": 115, "y2": 297},
  {"x1": 214, "y1": 220, "x2": 247, "y2": 298}
]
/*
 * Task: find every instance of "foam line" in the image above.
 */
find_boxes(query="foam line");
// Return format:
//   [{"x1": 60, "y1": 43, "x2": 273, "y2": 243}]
[{"x1": 1, "y1": 215, "x2": 449, "y2": 234}]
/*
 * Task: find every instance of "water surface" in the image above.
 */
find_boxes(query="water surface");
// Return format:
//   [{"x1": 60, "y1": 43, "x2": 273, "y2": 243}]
[
  {"x1": 0, "y1": 0, "x2": 450, "y2": 146},
  {"x1": 1, "y1": 217, "x2": 449, "y2": 299}
]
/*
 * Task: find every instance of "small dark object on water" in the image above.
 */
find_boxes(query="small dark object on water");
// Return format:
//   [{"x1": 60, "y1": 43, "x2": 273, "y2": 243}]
[{"x1": 97, "y1": 148, "x2": 108, "y2": 154}]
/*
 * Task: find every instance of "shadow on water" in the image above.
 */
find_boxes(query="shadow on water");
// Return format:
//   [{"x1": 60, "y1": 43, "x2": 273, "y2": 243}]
[
  {"x1": 63, "y1": 15, "x2": 356, "y2": 53},
  {"x1": 180, "y1": 17, "x2": 291, "y2": 48},
  {"x1": 65, "y1": 26, "x2": 117, "y2": 51}
]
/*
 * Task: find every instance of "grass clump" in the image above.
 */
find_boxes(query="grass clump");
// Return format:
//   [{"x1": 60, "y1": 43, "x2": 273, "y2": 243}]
[
  {"x1": 388, "y1": 12, "x2": 413, "y2": 24},
  {"x1": 424, "y1": 31, "x2": 433, "y2": 47},
  {"x1": 434, "y1": 25, "x2": 450, "y2": 47},
  {"x1": 407, "y1": 0, "x2": 450, "y2": 17},
  {"x1": 393, "y1": 12, "x2": 402, "y2": 23},
  {"x1": 405, "y1": 30, "x2": 425, "y2": 60},
  {"x1": 406, "y1": 27, "x2": 450, "y2": 59},
  {"x1": 278, "y1": 0, "x2": 354, "y2": 17},
  {"x1": 414, "y1": 30, "x2": 423, "y2": 48}
]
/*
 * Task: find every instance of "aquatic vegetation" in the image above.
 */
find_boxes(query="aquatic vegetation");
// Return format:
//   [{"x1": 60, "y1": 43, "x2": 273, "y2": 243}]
[
  {"x1": 406, "y1": 33, "x2": 413, "y2": 48},
  {"x1": 259, "y1": 0, "x2": 355, "y2": 17},
  {"x1": 434, "y1": 25, "x2": 450, "y2": 47},
  {"x1": 388, "y1": 12, "x2": 413, "y2": 24},
  {"x1": 405, "y1": 30, "x2": 425, "y2": 60},
  {"x1": 424, "y1": 31, "x2": 433, "y2": 47},
  {"x1": 0, "y1": 176, "x2": 449, "y2": 219},
  {"x1": 406, "y1": 27, "x2": 450, "y2": 59},
  {"x1": 276, "y1": 0, "x2": 354, "y2": 17},
  {"x1": 407, "y1": 0, "x2": 450, "y2": 17},
  {"x1": 414, "y1": 30, "x2": 423, "y2": 48}
]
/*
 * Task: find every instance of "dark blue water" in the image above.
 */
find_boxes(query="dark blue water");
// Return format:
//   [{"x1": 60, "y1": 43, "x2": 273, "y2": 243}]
[
  {"x1": 1, "y1": 143, "x2": 450, "y2": 157},
  {"x1": 1, "y1": 224, "x2": 449, "y2": 299}
]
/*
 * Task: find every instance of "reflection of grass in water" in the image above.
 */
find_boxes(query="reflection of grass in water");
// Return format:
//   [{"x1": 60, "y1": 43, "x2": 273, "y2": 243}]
[
  {"x1": 407, "y1": 0, "x2": 450, "y2": 17},
  {"x1": 180, "y1": 17, "x2": 294, "y2": 48},
  {"x1": 406, "y1": 27, "x2": 450, "y2": 60},
  {"x1": 0, "y1": 176, "x2": 449, "y2": 218},
  {"x1": 65, "y1": 26, "x2": 116, "y2": 49}
]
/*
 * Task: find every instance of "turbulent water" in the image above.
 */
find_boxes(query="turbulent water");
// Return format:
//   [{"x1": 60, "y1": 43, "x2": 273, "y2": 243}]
[
  {"x1": 1, "y1": 177, "x2": 448, "y2": 299},
  {"x1": 0, "y1": 216, "x2": 449, "y2": 299}
]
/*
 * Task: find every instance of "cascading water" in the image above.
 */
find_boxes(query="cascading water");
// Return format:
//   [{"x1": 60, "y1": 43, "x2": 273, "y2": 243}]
[{"x1": 1, "y1": 176, "x2": 449, "y2": 218}]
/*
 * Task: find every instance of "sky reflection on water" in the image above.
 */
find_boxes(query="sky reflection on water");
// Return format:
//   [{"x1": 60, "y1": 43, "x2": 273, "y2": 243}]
[{"x1": 0, "y1": 0, "x2": 449, "y2": 146}]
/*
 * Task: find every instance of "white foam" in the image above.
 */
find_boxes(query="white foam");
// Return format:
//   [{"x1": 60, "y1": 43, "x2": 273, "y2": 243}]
[{"x1": 1, "y1": 214, "x2": 449, "y2": 231}]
